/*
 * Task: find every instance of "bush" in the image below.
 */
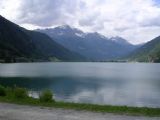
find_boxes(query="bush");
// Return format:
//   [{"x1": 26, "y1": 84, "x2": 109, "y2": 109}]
[
  {"x1": 39, "y1": 89, "x2": 54, "y2": 102},
  {"x1": 14, "y1": 87, "x2": 28, "y2": 99},
  {"x1": 5, "y1": 87, "x2": 13, "y2": 97},
  {"x1": 0, "y1": 85, "x2": 6, "y2": 96}
]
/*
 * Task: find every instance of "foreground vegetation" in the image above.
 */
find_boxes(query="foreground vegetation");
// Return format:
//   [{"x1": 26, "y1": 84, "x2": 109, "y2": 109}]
[{"x1": 0, "y1": 85, "x2": 160, "y2": 117}]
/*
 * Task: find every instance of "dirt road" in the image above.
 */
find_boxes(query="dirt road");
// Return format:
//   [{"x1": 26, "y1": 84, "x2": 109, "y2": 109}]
[{"x1": 0, "y1": 103, "x2": 159, "y2": 120}]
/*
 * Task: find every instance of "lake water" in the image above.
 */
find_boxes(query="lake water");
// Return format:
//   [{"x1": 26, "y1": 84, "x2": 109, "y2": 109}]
[{"x1": 0, "y1": 62, "x2": 160, "y2": 108}]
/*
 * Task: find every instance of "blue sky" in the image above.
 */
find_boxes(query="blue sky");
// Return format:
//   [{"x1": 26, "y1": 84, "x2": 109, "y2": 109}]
[
  {"x1": 0, "y1": 0, "x2": 160, "y2": 44},
  {"x1": 155, "y1": 0, "x2": 160, "y2": 4}
]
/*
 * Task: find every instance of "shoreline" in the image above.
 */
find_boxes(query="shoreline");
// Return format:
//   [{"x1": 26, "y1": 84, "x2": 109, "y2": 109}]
[
  {"x1": 0, "y1": 96, "x2": 160, "y2": 117},
  {"x1": 0, "y1": 80, "x2": 160, "y2": 117}
]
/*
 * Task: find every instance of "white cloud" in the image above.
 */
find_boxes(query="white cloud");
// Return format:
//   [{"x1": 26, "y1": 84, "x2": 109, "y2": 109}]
[
  {"x1": 120, "y1": 26, "x2": 160, "y2": 44},
  {"x1": 0, "y1": 0, "x2": 22, "y2": 21},
  {"x1": 0, "y1": 0, "x2": 160, "y2": 44}
]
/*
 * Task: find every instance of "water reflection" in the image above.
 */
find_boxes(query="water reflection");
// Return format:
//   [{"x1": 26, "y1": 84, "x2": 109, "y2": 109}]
[
  {"x1": 0, "y1": 62, "x2": 160, "y2": 107},
  {"x1": 0, "y1": 76, "x2": 160, "y2": 107}
]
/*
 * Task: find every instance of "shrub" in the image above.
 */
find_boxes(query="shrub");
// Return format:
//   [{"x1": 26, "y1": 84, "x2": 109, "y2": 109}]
[
  {"x1": 5, "y1": 87, "x2": 13, "y2": 97},
  {"x1": 39, "y1": 89, "x2": 54, "y2": 102},
  {"x1": 0, "y1": 85, "x2": 6, "y2": 96},
  {"x1": 14, "y1": 87, "x2": 28, "y2": 99}
]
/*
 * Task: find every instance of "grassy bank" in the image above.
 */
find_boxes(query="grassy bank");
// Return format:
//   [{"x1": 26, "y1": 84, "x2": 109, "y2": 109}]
[{"x1": 0, "y1": 85, "x2": 160, "y2": 116}]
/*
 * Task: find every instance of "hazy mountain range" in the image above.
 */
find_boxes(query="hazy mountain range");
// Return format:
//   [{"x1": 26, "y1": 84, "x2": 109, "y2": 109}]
[
  {"x1": 37, "y1": 25, "x2": 139, "y2": 61},
  {"x1": 0, "y1": 15, "x2": 160, "y2": 62}
]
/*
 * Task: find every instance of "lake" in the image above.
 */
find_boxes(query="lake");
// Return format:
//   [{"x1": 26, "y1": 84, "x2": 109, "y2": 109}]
[{"x1": 0, "y1": 62, "x2": 160, "y2": 108}]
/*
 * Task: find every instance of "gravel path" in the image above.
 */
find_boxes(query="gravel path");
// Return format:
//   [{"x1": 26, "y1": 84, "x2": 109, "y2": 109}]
[{"x1": 0, "y1": 103, "x2": 159, "y2": 120}]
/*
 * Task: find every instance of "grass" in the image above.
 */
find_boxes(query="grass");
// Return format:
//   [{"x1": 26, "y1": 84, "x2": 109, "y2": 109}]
[{"x1": 0, "y1": 85, "x2": 160, "y2": 117}]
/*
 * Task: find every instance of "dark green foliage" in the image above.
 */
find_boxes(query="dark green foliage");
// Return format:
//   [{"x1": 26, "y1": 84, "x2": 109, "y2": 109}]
[
  {"x1": 128, "y1": 36, "x2": 160, "y2": 62},
  {"x1": 39, "y1": 89, "x2": 54, "y2": 103},
  {"x1": 0, "y1": 15, "x2": 85, "y2": 62},
  {"x1": 0, "y1": 85, "x2": 6, "y2": 96},
  {"x1": 14, "y1": 87, "x2": 28, "y2": 99},
  {"x1": 5, "y1": 87, "x2": 13, "y2": 97}
]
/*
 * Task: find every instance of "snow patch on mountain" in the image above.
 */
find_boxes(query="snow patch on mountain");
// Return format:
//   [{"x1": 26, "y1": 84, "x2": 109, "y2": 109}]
[{"x1": 75, "y1": 33, "x2": 85, "y2": 38}]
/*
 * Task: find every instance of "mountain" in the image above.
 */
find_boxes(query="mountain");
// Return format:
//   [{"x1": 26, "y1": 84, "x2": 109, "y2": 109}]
[
  {"x1": 128, "y1": 36, "x2": 160, "y2": 62},
  {"x1": 37, "y1": 25, "x2": 139, "y2": 61},
  {"x1": 110, "y1": 36, "x2": 132, "y2": 46},
  {"x1": 0, "y1": 16, "x2": 85, "y2": 62}
]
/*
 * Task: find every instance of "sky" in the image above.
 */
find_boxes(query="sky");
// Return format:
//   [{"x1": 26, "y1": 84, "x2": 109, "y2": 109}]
[{"x1": 0, "y1": 0, "x2": 160, "y2": 44}]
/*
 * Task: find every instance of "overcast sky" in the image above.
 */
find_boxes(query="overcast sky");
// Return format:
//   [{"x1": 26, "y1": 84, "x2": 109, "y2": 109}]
[{"x1": 0, "y1": 0, "x2": 160, "y2": 44}]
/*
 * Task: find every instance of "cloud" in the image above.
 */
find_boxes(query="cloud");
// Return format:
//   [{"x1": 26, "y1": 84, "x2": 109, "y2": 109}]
[
  {"x1": 120, "y1": 26, "x2": 160, "y2": 44},
  {"x1": 0, "y1": 0, "x2": 22, "y2": 21},
  {"x1": 0, "y1": 0, "x2": 160, "y2": 44},
  {"x1": 141, "y1": 15, "x2": 160, "y2": 27},
  {"x1": 17, "y1": 0, "x2": 81, "y2": 27}
]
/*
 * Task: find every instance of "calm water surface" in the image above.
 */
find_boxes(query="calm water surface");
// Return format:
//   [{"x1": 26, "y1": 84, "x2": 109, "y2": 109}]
[{"x1": 0, "y1": 62, "x2": 160, "y2": 107}]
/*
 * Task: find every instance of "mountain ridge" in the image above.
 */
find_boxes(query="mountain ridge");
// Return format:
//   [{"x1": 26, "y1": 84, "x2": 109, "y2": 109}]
[
  {"x1": 128, "y1": 36, "x2": 160, "y2": 62},
  {"x1": 37, "y1": 25, "x2": 139, "y2": 61},
  {"x1": 0, "y1": 16, "x2": 85, "y2": 62}
]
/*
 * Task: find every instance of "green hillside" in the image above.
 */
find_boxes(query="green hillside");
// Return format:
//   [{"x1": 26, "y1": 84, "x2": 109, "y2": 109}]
[
  {"x1": 0, "y1": 15, "x2": 85, "y2": 62},
  {"x1": 129, "y1": 36, "x2": 160, "y2": 62}
]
